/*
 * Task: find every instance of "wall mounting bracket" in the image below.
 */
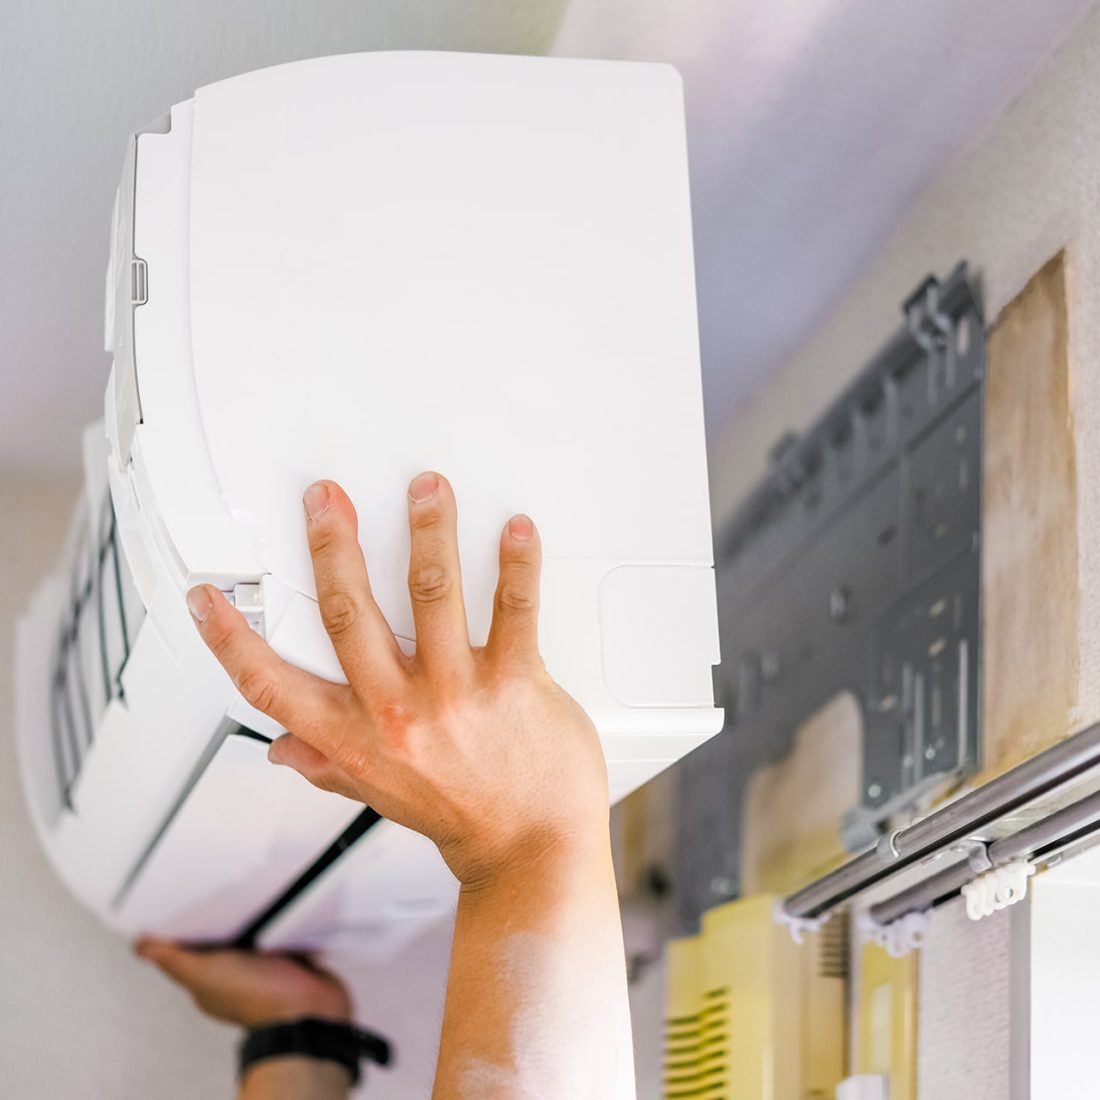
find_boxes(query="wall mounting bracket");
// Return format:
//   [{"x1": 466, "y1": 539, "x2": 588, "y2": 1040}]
[{"x1": 677, "y1": 262, "x2": 984, "y2": 926}]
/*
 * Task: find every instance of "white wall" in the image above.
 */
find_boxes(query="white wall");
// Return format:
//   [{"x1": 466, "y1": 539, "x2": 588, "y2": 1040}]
[
  {"x1": 551, "y1": 0, "x2": 1092, "y2": 432},
  {"x1": 1028, "y1": 844, "x2": 1100, "y2": 1097},
  {"x1": 709, "y1": 0, "x2": 1100, "y2": 732}
]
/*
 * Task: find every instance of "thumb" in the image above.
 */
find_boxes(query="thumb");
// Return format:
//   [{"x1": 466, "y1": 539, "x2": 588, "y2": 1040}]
[
  {"x1": 134, "y1": 940, "x2": 211, "y2": 987},
  {"x1": 268, "y1": 733, "x2": 358, "y2": 797}
]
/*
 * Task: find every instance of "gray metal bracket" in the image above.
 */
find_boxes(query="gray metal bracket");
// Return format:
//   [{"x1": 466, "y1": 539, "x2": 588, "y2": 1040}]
[{"x1": 676, "y1": 263, "x2": 984, "y2": 925}]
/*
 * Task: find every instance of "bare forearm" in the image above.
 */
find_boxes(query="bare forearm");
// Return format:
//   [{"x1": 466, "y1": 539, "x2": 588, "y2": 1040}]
[
  {"x1": 433, "y1": 833, "x2": 635, "y2": 1100},
  {"x1": 239, "y1": 1057, "x2": 351, "y2": 1100}
]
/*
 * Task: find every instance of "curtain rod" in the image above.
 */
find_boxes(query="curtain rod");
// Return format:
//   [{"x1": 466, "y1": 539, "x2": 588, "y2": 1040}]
[{"x1": 780, "y1": 719, "x2": 1100, "y2": 923}]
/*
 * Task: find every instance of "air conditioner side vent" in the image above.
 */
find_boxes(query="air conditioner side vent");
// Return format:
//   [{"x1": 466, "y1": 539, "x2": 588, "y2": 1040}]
[{"x1": 50, "y1": 492, "x2": 146, "y2": 808}]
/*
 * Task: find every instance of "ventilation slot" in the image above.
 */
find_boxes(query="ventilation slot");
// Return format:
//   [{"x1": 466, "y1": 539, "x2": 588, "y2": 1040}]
[
  {"x1": 663, "y1": 986, "x2": 730, "y2": 1099},
  {"x1": 50, "y1": 492, "x2": 146, "y2": 808},
  {"x1": 818, "y1": 907, "x2": 851, "y2": 980}
]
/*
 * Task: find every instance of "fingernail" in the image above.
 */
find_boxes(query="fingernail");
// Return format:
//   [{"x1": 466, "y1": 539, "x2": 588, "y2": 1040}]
[
  {"x1": 267, "y1": 741, "x2": 285, "y2": 766},
  {"x1": 508, "y1": 514, "x2": 533, "y2": 540},
  {"x1": 186, "y1": 586, "x2": 213, "y2": 624},
  {"x1": 303, "y1": 481, "x2": 330, "y2": 521},
  {"x1": 409, "y1": 471, "x2": 440, "y2": 503}
]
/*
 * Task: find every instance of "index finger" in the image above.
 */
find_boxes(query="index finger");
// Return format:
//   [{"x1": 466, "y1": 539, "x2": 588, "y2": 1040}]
[{"x1": 186, "y1": 584, "x2": 348, "y2": 739}]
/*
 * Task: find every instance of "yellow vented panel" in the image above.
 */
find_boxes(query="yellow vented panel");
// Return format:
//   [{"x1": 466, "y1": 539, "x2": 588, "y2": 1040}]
[
  {"x1": 856, "y1": 941, "x2": 917, "y2": 1100},
  {"x1": 663, "y1": 895, "x2": 845, "y2": 1099}
]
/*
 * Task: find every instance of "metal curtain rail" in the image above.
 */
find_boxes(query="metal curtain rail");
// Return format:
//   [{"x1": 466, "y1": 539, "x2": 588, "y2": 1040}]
[
  {"x1": 781, "y1": 718, "x2": 1100, "y2": 922},
  {"x1": 868, "y1": 786, "x2": 1100, "y2": 926}
]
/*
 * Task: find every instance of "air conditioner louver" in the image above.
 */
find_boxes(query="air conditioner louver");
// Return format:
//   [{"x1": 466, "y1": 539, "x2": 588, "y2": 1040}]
[{"x1": 50, "y1": 492, "x2": 146, "y2": 808}]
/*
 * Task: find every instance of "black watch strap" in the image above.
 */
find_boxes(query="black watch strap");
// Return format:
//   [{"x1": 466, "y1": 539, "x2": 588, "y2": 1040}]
[{"x1": 238, "y1": 1017, "x2": 392, "y2": 1086}]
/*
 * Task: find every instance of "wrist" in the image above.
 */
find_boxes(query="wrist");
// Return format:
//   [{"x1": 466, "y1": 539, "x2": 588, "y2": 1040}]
[
  {"x1": 240, "y1": 1056, "x2": 353, "y2": 1098},
  {"x1": 244, "y1": 990, "x2": 352, "y2": 1030},
  {"x1": 457, "y1": 821, "x2": 613, "y2": 899}
]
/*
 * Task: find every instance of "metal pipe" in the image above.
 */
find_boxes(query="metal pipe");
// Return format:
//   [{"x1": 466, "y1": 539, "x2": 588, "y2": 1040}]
[
  {"x1": 989, "y1": 787, "x2": 1100, "y2": 864},
  {"x1": 867, "y1": 790, "x2": 1100, "y2": 926},
  {"x1": 868, "y1": 860, "x2": 977, "y2": 927},
  {"x1": 782, "y1": 719, "x2": 1100, "y2": 921}
]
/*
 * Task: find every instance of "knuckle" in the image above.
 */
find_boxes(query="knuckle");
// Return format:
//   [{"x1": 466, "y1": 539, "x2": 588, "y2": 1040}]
[
  {"x1": 206, "y1": 620, "x2": 237, "y2": 665},
  {"x1": 307, "y1": 770, "x2": 337, "y2": 794},
  {"x1": 502, "y1": 543, "x2": 539, "y2": 566},
  {"x1": 408, "y1": 563, "x2": 452, "y2": 605},
  {"x1": 500, "y1": 555, "x2": 539, "y2": 584},
  {"x1": 320, "y1": 589, "x2": 360, "y2": 639},
  {"x1": 235, "y1": 666, "x2": 280, "y2": 714},
  {"x1": 409, "y1": 506, "x2": 445, "y2": 533},
  {"x1": 308, "y1": 522, "x2": 340, "y2": 557},
  {"x1": 497, "y1": 581, "x2": 536, "y2": 614},
  {"x1": 374, "y1": 703, "x2": 414, "y2": 750}
]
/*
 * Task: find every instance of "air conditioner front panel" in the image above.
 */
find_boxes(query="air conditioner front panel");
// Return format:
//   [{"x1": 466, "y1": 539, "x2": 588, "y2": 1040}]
[
  {"x1": 128, "y1": 51, "x2": 720, "y2": 728},
  {"x1": 255, "y1": 821, "x2": 459, "y2": 964},
  {"x1": 113, "y1": 733, "x2": 366, "y2": 942}
]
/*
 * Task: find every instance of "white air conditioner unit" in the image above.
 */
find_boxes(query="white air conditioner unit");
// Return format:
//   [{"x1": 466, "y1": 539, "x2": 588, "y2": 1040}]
[{"x1": 15, "y1": 52, "x2": 722, "y2": 959}]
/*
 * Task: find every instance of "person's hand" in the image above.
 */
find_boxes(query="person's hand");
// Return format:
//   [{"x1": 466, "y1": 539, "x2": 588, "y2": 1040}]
[
  {"x1": 184, "y1": 472, "x2": 608, "y2": 888},
  {"x1": 134, "y1": 940, "x2": 352, "y2": 1028}
]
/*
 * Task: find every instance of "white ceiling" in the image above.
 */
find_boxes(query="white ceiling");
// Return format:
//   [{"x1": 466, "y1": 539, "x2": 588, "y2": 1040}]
[{"x1": 0, "y1": 0, "x2": 1093, "y2": 474}]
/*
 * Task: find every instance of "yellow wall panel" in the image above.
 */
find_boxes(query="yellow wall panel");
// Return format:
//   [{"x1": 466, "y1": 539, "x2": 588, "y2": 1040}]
[
  {"x1": 856, "y1": 941, "x2": 917, "y2": 1100},
  {"x1": 664, "y1": 895, "x2": 845, "y2": 1099}
]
